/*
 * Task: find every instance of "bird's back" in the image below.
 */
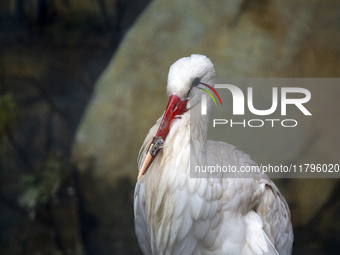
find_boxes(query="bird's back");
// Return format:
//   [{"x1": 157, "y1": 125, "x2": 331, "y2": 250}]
[{"x1": 205, "y1": 140, "x2": 293, "y2": 255}]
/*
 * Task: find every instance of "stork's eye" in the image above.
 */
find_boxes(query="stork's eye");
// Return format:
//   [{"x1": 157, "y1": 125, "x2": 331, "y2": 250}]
[
  {"x1": 185, "y1": 77, "x2": 201, "y2": 99},
  {"x1": 191, "y1": 77, "x2": 200, "y2": 87}
]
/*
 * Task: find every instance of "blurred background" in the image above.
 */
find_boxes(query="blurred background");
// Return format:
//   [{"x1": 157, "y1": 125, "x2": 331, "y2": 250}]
[{"x1": 0, "y1": 0, "x2": 340, "y2": 254}]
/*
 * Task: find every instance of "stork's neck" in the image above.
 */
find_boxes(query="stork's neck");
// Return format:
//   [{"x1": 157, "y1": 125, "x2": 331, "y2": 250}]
[
  {"x1": 163, "y1": 102, "x2": 210, "y2": 170},
  {"x1": 189, "y1": 104, "x2": 210, "y2": 166}
]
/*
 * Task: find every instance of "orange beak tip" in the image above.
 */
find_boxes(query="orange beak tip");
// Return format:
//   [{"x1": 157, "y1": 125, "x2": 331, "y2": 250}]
[{"x1": 137, "y1": 151, "x2": 153, "y2": 180}]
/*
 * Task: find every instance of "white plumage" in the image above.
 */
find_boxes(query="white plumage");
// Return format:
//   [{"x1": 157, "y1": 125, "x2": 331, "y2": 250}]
[{"x1": 134, "y1": 55, "x2": 293, "y2": 255}]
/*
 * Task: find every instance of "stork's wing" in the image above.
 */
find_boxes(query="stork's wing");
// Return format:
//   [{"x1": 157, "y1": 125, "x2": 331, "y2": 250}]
[
  {"x1": 255, "y1": 179, "x2": 294, "y2": 255},
  {"x1": 205, "y1": 140, "x2": 293, "y2": 255}
]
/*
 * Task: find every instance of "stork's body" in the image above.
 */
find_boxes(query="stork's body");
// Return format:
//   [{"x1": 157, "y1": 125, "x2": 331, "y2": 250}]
[{"x1": 134, "y1": 55, "x2": 293, "y2": 255}]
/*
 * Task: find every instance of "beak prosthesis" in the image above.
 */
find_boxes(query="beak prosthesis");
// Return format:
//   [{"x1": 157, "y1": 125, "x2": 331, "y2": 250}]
[{"x1": 137, "y1": 95, "x2": 188, "y2": 179}]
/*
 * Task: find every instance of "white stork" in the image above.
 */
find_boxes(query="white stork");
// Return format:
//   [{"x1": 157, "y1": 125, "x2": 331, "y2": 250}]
[{"x1": 134, "y1": 54, "x2": 293, "y2": 255}]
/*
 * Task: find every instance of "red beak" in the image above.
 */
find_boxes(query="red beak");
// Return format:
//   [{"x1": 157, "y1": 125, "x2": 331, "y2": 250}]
[{"x1": 137, "y1": 95, "x2": 188, "y2": 179}]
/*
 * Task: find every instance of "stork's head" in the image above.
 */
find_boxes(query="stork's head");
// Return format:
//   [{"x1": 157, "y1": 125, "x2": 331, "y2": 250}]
[
  {"x1": 137, "y1": 54, "x2": 215, "y2": 179},
  {"x1": 167, "y1": 54, "x2": 215, "y2": 100}
]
